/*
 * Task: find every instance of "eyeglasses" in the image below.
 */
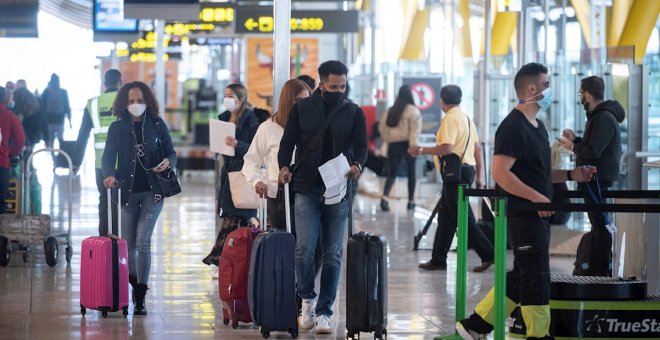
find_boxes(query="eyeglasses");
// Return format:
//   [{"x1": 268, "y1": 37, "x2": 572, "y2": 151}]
[{"x1": 577, "y1": 90, "x2": 584, "y2": 96}]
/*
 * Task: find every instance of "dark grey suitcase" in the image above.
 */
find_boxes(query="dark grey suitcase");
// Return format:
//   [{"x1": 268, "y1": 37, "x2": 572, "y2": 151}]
[{"x1": 346, "y1": 231, "x2": 388, "y2": 339}]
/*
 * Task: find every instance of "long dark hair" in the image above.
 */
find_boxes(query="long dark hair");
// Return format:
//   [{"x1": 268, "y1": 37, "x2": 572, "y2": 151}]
[
  {"x1": 386, "y1": 85, "x2": 415, "y2": 127},
  {"x1": 112, "y1": 81, "x2": 160, "y2": 119},
  {"x1": 226, "y1": 83, "x2": 252, "y2": 122}
]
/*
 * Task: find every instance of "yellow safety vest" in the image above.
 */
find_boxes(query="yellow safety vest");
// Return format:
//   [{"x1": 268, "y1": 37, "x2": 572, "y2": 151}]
[{"x1": 86, "y1": 91, "x2": 117, "y2": 169}]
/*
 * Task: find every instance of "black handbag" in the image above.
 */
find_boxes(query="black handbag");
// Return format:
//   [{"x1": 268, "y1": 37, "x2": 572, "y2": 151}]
[
  {"x1": 156, "y1": 168, "x2": 181, "y2": 197},
  {"x1": 439, "y1": 116, "x2": 471, "y2": 184}
]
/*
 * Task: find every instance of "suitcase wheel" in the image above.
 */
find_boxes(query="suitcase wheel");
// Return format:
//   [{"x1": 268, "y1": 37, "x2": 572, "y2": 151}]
[
  {"x1": 223, "y1": 318, "x2": 229, "y2": 325},
  {"x1": 260, "y1": 327, "x2": 270, "y2": 338},
  {"x1": 288, "y1": 328, "x2": 297, "y2": 339},
  {"x1": 0, "y1": 236, "x2": 10, "y2": 267},
  {"x1": 65, "y1": 246, "x2": 73, "y2": 263},
  {"x1": 44, "y1": 236, "x2": 58, "y2": 267},
  {"x1": 232, "y1": 320, "x2": 238, "y2": 329},
  {"x1": 102, "y1": 310, "x2": 108, "y2": 318},
  {"x1": 22, "y1": 251, "x2": 28, "y2": 263},
  {"x1": 80, "y1": 305, "x2": 86, "y2": 316},
  {"x1": 123, "y1": 307, "x2": 128, "y2": 317}
]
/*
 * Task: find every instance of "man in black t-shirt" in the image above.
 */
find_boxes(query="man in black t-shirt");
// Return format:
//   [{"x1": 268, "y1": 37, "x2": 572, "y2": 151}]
[{"x1": 456, "y1": 63, "x2": 596, "y2": 340}]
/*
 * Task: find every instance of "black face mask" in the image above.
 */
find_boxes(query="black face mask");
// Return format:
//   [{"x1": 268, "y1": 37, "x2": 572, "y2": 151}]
[{"x1": 321, "y1": 90, "x2": 344, "y2": 106}]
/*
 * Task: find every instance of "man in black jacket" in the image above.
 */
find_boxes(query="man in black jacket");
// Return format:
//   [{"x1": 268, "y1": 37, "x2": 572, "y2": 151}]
[
  {"x1": 559, "y1": 75, "x2": 625, "y2": 276},
  {"x1": 278, "y1": 60, "x2": 367, "y2": 334}
]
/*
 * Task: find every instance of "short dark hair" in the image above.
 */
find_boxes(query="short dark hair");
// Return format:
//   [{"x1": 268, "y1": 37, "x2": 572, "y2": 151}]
[
  {"x1": 514, "y1": 62, "x2": 549, "y2": 96},
  {"x1": 104, "y1": 69, "x2": 122, "y2": 87},
  {"x1": 296, "y1": 75, "x2": 316, "y2": 90},
  {"x1": 440, "y1": 85, "x2": 462, "y2": 105},
  {"x1": 581, "y1": 76, "x2": 604, "y2": 101},
  {"x1": 317, "y1": 60, "x2": 348, "y2": 82}
]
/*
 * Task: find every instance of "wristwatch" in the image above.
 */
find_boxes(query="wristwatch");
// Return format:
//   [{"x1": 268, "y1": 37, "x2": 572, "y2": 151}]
[{"x1": 352, "y1": 162, "x2": 363, "y2": 173}]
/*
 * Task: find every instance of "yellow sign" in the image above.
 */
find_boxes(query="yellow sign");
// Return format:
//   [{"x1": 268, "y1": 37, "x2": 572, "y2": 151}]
[
  {"x1": 164, "y1": 22, "x2": 215, "y2": 36},
  {"x1": 200, "y1": 7, "x2": 234, "y2": 23},
  {"x1": 242, "y1": 16, "x2": 324, "y2": 32},
  {"x1": 129, "y1": 52, "x2": 171, "y2": 63}
]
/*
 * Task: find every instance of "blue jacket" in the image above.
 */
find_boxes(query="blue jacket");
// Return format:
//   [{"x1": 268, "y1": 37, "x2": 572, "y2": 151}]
[
  {"x1": 102, "y1": 116, "x2": 177, "y2": 207},
  {"x1": 217, "y1": 108, "x2": 260, "y2": 218}
]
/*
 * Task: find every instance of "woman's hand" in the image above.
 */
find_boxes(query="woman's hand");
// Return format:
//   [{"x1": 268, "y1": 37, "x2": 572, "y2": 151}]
[
  {"x1": 225, "y1": 136, "x2": 238, "y2": 148},
  {"x1": 103, "y1": 176, "x2": 117, "y2": 188},
  {"x1": 255, "y1": 181, "x2": 268, "y2": 198},
  {"x1": 152, "y1": 158, "x2": 170, "y2": 173}
]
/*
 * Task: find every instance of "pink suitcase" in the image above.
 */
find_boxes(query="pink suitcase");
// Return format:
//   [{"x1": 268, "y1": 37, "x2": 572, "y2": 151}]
[{"x1": 80, "y1": 188, "x2": 129, "y2": 317}]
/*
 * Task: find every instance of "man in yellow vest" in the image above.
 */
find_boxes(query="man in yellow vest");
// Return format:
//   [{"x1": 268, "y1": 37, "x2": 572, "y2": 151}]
[{"x1": 73, "y1": 69, "x2": 122, "y2": 236}]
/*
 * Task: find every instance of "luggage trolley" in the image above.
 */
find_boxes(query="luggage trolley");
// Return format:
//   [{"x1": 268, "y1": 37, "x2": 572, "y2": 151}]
[{"x1": 0, "y1": 148, "x2": 73, "y2": 267}]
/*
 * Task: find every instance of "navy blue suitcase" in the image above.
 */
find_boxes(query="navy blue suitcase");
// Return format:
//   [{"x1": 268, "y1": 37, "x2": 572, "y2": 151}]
[
  {"x1": 248, "y1": 184, "x2": 298, "y2": 339},
  {"x1": 346, "y1": 231, "x2": 388, "y2": 339}
]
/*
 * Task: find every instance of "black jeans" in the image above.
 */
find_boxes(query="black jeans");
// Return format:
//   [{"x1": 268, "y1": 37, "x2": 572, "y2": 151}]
[
  {"x1": 506, "y1": 214, "x2": 551, "y2": 306},
  {"x1": 0, "y1": 167, "x2": 8, "y2": 214},
  {"x1": 96, "y1": 168, "x2": 118, "y2": 236},
  {"x1": 577, "y1": 180, "x2": 613, "y2": 275},
  {"x1": 382, "y1": 141, "x2": 416, "y2": 201},
  {"x1": 431, "y1": 165, "x2": 494, "y2": 265}
]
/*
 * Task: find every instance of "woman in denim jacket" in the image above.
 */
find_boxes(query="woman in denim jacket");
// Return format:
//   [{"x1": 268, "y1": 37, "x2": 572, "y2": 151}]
[
  {"x1": 102, "y1": 81, "x2": 177, "y2": 316},
  {"x1": 203, "y1": 84, "x2": 259, "y2": 266}
]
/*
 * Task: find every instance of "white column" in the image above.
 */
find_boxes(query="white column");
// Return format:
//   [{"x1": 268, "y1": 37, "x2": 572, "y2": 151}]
[{"x1": 272, "y1": 0, "x2": 291, "y2": 110}]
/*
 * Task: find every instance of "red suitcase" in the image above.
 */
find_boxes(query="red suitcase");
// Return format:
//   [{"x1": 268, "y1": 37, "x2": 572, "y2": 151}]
[
  {"x1": 219, "y1": 220, "x2": 262, "y2": 328},
  {"x1": 80, "y1": 188, "x2": 129, "y2": 317}
]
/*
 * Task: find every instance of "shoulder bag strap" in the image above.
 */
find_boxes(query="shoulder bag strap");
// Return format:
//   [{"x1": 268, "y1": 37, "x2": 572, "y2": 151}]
[{"x1": 459, "y1": 115, "x2": 471, "y2": 163}]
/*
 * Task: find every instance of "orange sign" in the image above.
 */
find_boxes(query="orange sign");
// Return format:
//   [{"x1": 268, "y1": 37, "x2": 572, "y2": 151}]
[{"x1": 246, "y1": 37, "x2": 318, "y2": 111}]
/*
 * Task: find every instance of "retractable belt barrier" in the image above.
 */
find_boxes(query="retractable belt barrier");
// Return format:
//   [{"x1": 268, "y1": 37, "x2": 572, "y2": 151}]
[{"x1": 436, "y1": 186, "x2": 660, "y2": 340}]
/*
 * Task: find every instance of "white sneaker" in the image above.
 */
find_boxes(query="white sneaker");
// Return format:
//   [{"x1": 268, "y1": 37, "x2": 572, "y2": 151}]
[
  {"x1": 315, "y1": 314, "x2": 332, "y2": 334},
  {"x1": 298, "y1": 298, "x2": 316, "y2": 330}
]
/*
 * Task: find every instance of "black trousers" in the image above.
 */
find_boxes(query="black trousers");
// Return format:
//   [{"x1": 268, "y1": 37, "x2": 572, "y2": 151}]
[
  {"x1": 431, "y1": 165, "x2": 494, "y2": 265},
  {"x1": 577, "y1": 180, "x2": 613, "y2": 276},
  {"x1": 382, "y1": 141, "x2": 416, "y2": 201},
  {"x1": 96, "y1": 168, "x2": 118, "y2": 236},
  {"x1": 506, "y1": 214, "x2": 551, "y2": 306}
]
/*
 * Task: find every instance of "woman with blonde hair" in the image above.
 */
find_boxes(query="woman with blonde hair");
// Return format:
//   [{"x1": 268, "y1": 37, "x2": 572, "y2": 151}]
[
  {"x1": 203, "y1": 83, "x2": 260, "y2": 266},
  {"x1": 242, "y1": 79, "x2": 311, "y2": 229}
]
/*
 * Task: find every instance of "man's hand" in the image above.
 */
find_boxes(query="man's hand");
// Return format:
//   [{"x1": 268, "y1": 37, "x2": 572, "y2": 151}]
[
  {"x1": 562, "y1": 128, "x2": 576, "y2": 141},
  {"x1": 255, "y1": 181, "x2": 268, "y2": 198},
  {"x1": 531, "y1": 193, "x2": 554, "y2": 218},
  {"x1": 279, "y1": 166, "x2": 292, "y2": 184},
  {"x1": 557, "y1": 136, "x2": 574, "y2": 151},
  {"x1": 408, "y1": 146, "x2": 421, "y2": 157},
  {"x1": 475, "y1": 177, "x2": 485, "y2": 189},
  {"x1": 572, "y1": 165, "x2": 597, "y2": 182},
  {"x1": 103, "y1": 176, "x2": 117, "y2": 188},
  {"x1": 346, "y1": 165, "x2": 361, "y2": 180}
]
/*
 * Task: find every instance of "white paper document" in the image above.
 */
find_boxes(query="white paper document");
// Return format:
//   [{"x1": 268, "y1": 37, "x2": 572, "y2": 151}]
[
  {"x1": 318, "y1": 154, "x2": 351, "y2": 205},
  {"x1": 209, "y1": 119, "x2": 235, "y2": 156}
]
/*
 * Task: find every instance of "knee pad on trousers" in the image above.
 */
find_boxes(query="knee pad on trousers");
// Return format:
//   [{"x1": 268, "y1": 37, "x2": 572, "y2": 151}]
[{"x1": 521, "y1": 305, "x2": 551, "y2": 338}]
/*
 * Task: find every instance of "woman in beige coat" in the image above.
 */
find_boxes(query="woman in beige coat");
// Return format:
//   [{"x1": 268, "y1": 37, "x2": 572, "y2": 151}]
[{"x1": 378, "y1": 85, "x2": 421, "y2": 211}]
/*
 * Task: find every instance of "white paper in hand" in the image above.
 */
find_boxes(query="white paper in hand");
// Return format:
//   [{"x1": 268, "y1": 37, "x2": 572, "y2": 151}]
[
  {"x1": 318, "y1": 154, "x2": 351, "y2": 205},
  {"x1": 209, "y1": 119, "x2": 235, "y2": 156}
]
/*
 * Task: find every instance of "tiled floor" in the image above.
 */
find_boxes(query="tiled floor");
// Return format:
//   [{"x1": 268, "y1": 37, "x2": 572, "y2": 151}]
[{"x1": 0, "y1": 153, "x2": 575, "y2": 340}]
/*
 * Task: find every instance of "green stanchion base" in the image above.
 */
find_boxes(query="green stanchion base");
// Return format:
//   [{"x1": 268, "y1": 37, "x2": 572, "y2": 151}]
[{"x1": 434, "y1": 333, "x2": 463, "y2": 340}]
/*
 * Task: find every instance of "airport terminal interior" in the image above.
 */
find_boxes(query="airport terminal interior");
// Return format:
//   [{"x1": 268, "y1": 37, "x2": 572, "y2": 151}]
[{"x1": 1, "y1": 0, "x2": 659, "y2": 339}]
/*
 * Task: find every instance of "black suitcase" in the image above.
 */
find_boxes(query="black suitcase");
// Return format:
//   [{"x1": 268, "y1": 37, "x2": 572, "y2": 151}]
[
  {"x1": 346, "y1": 231, "x2": 388, "y2": 339},
  {"x1": 247, "y1": 184, "x2": 298, "y2": 339}
]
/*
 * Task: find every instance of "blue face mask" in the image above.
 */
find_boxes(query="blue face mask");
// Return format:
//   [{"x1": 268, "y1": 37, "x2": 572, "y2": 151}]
[{"x1": 520, "y1": 87, "x2": 553, "y2": 111}]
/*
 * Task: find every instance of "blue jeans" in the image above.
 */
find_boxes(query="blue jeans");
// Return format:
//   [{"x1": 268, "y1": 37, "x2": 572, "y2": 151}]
[
  {"x1": 121, "y1": 192, "x2": 163, "y2": 284},
  {"x1": 295, "y1": 191, "x2": 349, "y2": 317}
]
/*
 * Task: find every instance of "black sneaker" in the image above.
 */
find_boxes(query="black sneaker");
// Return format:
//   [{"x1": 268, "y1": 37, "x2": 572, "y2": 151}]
[
  {"x1": 456, "y1": 318, "x2": 490, "y2": 340},
  {"x1": 418, "y1": 260, "x2": 447, "y2": 271},
  {"x1": 380, "y1": 199, "x2": 390, "y2": 212},
  {"x1": 407, "y1": 201, "x2": 416, "y2": 210}
]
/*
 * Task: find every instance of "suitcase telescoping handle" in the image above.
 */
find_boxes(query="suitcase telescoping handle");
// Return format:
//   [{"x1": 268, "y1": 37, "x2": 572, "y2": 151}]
[
  {"x1": 106, "y1": 187, "x2": 122, "y2": 237},
  {"x1": 259, "y1": 194, "x2": 268, "y2": 231},
  {"x1": 284, "y1": 182, "x2": 291, "y2": 234}
]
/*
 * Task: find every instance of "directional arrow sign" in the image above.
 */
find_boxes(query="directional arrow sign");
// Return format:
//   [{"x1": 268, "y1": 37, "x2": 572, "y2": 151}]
[{"x1": 244, "y1": 17, "x2": 258, "y2": 31}]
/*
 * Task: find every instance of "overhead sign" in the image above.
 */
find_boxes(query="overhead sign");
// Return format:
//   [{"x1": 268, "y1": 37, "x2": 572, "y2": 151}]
[
  {"x1": 235, "y1": 9, "x2": 358, "y2": 34},
  {"x1": 402, "y1": 76, "x2": 443, "y2": 134},
  {"x1": 199, "y1": 4, "x2": 234, "y2": 24},
  {"x1": 124, "y1": 0, "x2": 200, "y2": 20},
  {"x1": 94, "y1": 0, "x2": 138, "y2": 33},
  {"x1": 0, "y1": 0, "x2": 38, "y2": 38}
]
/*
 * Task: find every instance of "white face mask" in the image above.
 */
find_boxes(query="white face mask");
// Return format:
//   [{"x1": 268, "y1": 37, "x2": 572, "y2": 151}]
[
  {"x1": 127, "y1": 103, "x2": 146, "y2": 117},
  {"x1": 223, "y1": 97, "x2": 238, "y2": 112}
]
